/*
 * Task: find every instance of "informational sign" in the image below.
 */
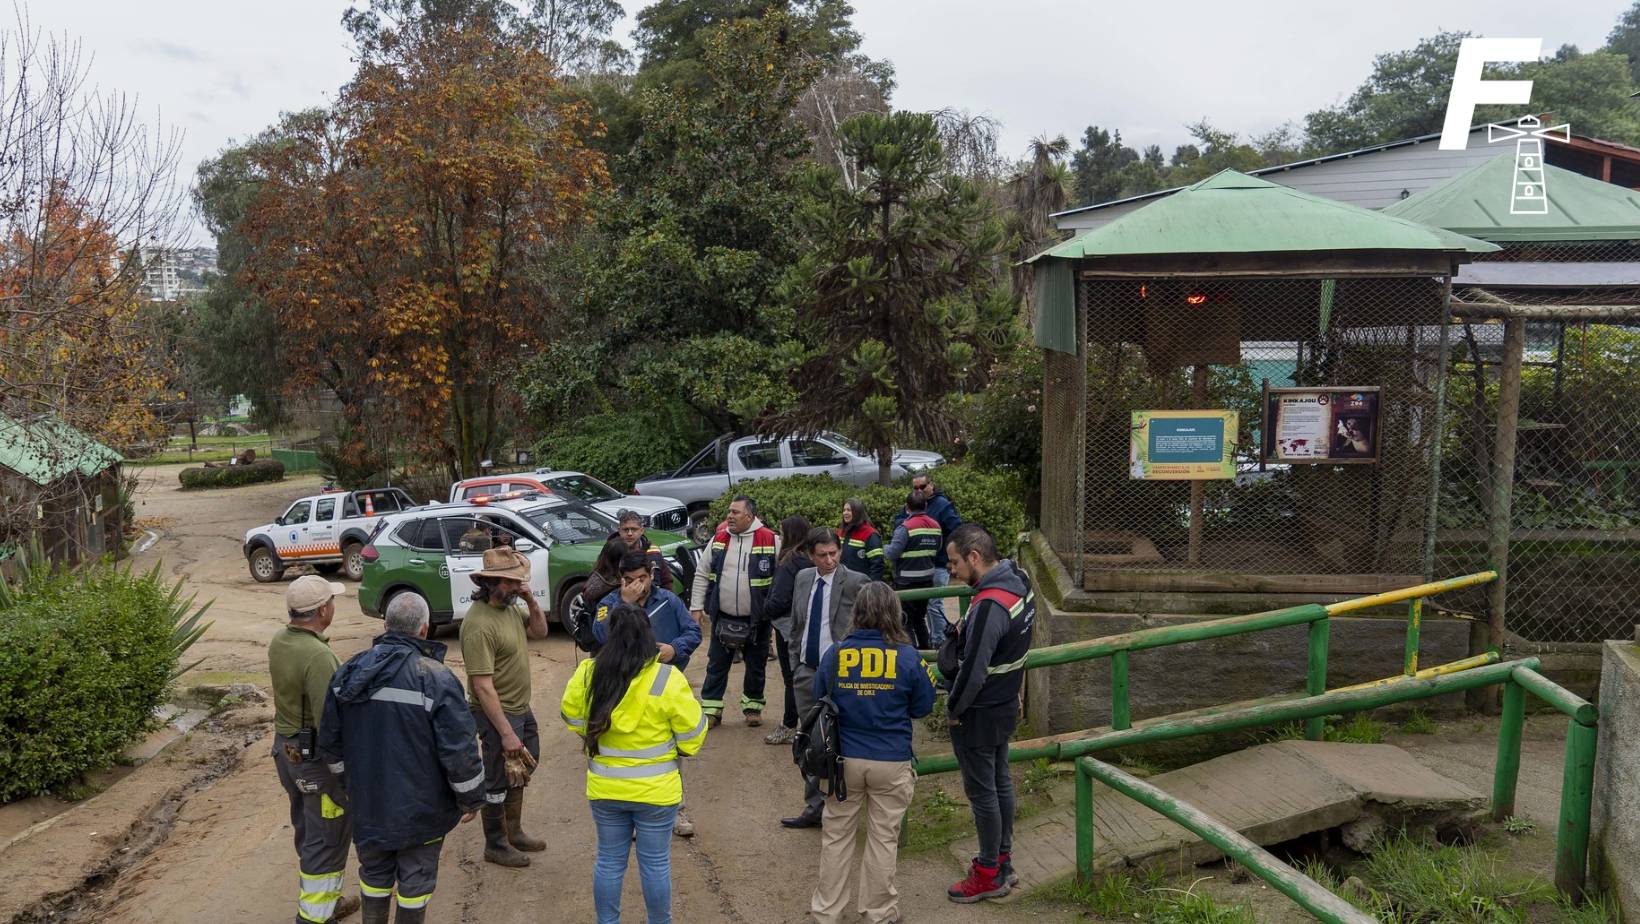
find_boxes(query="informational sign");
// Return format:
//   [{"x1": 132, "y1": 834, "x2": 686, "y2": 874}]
[
  {"x1": 1261, "y1": 386, "x2": 1381, "y2": 464},
  {"x1": 1129, "y1": 410, "x2": 1237, "y2": 480}
]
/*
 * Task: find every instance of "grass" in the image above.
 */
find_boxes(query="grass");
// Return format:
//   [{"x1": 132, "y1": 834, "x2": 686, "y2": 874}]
[
  {"x1": 1032, "y1": 869, "x2": 1257, "y2": 923},
  {"x1": 1400, "y1": 708, "x2": 1438, "y2": 735},
  {"x1": 902, "y1": 784, "x2": 965, "y2": 853},
  {"x1": 129, "y1": 449, "x2": 240, "y2": 466},
  {"x1": 1299, "y1": 829, "x2": 1620, "y2": 923},
  {"x1": 1259, "y1": 713, "x2": 1389, "y2": 745},
  {"x1": 1502, "y1": 815, "x2": 1536, "y2": 835}
]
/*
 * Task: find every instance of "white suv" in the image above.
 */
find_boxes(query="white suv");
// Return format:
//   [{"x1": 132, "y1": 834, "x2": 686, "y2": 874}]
[
  {"x1": 243, "y1": 487, "x2": 415, "y2": 583},
  {"x1": 448, "y1": 470, "x2": 688, "y2": 534}
]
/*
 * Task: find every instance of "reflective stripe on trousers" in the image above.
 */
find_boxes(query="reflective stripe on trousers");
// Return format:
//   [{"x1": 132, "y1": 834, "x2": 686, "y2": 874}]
[{"x1": 297, "y1": 870, "x2": 343, "y2": 923}]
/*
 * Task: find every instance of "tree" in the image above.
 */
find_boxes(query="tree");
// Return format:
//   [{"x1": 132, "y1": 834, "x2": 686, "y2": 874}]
[
  {"x1": 1004, "y1": 134, "x2": 1070, "y2": 316},
  {"x1": 1498, "y1": 49, "x2": 1640, "y2": 145},
  {"x1": 230, "y1": 10, "x2": 605, "y2": 477},
  {"x1": 528, "y1": 0, "x2": 631, "y2": 74},
  {"x1": 778, "y1": 111, "x2": 1020, "y2": 484},
  {"x1": 520, "y1": 13, "x2": 819, "y2": 433},
  {"x1": 1608, "y1": 1, "x2": 1640, "y2": 84},
  {"x1": 1303, "y1": 31, "x2": 1468, "y2": 154},
  {"x1": 1070, "y1": 125, "x2": 1138, "y2": 206}
]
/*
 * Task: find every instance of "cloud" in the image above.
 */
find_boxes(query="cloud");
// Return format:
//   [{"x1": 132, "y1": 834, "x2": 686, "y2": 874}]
[{"x1": 133, "y1": 40, "x2": 210, "y2": 65}]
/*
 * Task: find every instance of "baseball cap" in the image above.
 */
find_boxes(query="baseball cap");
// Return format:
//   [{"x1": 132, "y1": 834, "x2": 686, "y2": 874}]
[{"x1": 286, "y1": 574, "x2": 346, "y2": 613}]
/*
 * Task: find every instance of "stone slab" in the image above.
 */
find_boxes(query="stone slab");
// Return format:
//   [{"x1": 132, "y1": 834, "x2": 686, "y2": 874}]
[
  {"x1": 1593, "y1": 640, "x2": 1640, "y2": 923},
  {"x1": 951, "y1": 740, "x2": 1484, "y2": 894}
]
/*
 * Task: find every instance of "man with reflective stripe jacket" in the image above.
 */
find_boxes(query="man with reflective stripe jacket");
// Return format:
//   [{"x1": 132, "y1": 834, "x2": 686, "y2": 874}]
[
  {"x1": 320, "y1": 593, "x2": 484, "y2": 924},
  {"x1": 943, "y1": 524, "x2": 1035, "y2": 905}
]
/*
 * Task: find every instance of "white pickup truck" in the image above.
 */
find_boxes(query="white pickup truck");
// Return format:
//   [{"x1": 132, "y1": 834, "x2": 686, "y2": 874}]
[
  {"x1": 634, "y1": 433, "x2": 943, "y2": 539},
  {"x1": 243, "y1": 487, "x2": 417, "y2": 583}
]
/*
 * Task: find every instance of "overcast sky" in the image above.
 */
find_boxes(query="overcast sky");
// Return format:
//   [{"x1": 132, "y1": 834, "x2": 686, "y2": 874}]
[{"x1": 32, "y1": 0, "x2": 1632, "y2": 245}]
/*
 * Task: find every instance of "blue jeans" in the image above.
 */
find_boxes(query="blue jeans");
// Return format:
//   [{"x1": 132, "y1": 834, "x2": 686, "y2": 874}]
[
  {"x1": 591, "y1": 800, "x2": 678, "y2": 924},
  {"x1": 928, "y1": 567, "x2": 951, "y2": 645}
]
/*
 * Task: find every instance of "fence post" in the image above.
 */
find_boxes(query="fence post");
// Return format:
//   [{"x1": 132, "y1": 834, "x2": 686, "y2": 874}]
[
  {"x1": 1304, "y1": 617, "x2": 1329, "y2": 741},
  {"x1": 1555, "y1": 718, "x2": 1598, "y2": 898},
  {"x1": 1075, "y1": 757, "x2": 1094, "y2": 884},
  {"x1": 1110, "y1": 650, "x2": 1131, "y2": 731},
  {"x1": 1492, "y1": 680, "x2": 1525, "y2": 820},
  {"x1": 1404, "y1": 599, "x2": 1421, "y2": 675}
]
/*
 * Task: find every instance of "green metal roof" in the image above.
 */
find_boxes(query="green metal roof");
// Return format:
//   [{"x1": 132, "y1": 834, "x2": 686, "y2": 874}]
[
  {"x1": 1382, "y1": 152, "x2": 1640, "y2": 242},
  {"x1": 1032, "y1": 169, "x2": 1499, "y2": 262},
  {"x1": 0, "y1": 414, "x2": 123, "y2": 486}
]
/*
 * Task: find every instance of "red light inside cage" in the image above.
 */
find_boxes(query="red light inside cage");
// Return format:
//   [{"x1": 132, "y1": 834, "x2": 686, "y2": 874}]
[
  {"x1": 1139, "y1": 283, "x2": 1148, "y2": 299},
  {"x1": 1185, "y1": 293, "x2": 1207, "y2": 305}
]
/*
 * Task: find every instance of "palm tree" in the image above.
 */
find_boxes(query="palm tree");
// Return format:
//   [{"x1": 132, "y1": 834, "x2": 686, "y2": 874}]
[{"x1": 1006, "y1": 134, "x2": 1070, "y2": 322}]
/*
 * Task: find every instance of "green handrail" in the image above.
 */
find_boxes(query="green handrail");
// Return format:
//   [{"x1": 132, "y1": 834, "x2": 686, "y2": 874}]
[{"x1": 1076, "y1": 757, "x2": 1377, "y2": 924}]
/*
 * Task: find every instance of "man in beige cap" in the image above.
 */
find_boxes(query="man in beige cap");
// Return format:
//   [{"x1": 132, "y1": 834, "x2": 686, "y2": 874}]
[
  {"x1": 459, "y1": 547, "x2": 549, "y2": 867},
  {"x1": 269, "y1": 574, "x2": 359, "y2": 923}
]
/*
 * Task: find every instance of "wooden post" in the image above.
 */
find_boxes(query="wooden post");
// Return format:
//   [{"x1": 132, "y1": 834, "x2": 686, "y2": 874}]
[
  {"x1": 1479, "y1": 317, "x2": 1526, "y2": 711},
  {"x1": 1187, "y1": 364, "x2": 1208, "y2": 565}
]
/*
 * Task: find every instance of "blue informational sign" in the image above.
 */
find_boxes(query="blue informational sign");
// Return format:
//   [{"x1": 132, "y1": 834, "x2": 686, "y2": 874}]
[{"x1": 1148, "y1": 417, "x2": 1226, "y2": 464}]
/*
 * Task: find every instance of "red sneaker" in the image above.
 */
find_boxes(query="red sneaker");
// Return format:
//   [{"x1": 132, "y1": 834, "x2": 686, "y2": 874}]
[
  {"x1": 999, "y1": 851, "x2": 1020, "y2": 887},
  {"x1": 947, "y1": 859, "x2": 1010, "y2": 903}
]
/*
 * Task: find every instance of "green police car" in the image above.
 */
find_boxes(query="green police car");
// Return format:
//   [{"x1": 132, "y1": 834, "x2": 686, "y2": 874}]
[{"x1": 357, "y1": 491, "x2": 695, "y2": 630}]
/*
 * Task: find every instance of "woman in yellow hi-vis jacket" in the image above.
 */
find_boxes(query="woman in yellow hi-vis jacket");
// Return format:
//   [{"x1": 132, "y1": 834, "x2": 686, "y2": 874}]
[{"x1": 562, "y1": 603, "x2": 707, "y2": 924}]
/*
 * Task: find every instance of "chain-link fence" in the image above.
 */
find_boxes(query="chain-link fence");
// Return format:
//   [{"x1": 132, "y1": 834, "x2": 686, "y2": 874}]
[
  {"x1": 1433, "y1": 240, "x2": 1640, "y2": 645},
  {"x1": 1068, "y1": 274, "x2": 1447, "y2": 580}
]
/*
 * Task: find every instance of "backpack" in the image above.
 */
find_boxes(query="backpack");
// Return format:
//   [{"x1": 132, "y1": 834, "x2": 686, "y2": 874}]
[
  {"x1": 566, "y1": 593, "x2": 603, "y2": 654},
  {"x1": 792, "y1": 695, "x2": 847, "y2": 802}
]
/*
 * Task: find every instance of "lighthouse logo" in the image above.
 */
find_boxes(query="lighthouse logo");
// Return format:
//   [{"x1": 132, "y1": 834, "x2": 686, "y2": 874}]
[{"x1": 1487, "y1": 116, "x2": 1570, "y2": 215}]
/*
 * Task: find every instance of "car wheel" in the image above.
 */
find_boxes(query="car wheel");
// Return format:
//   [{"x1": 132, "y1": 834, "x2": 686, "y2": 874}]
[
  {"x1": 687, "y1": 510, "x2": 713, "y2": 544},
  {"x1": 248, "y1": 547, "x2": 284, "y2": 583},
  {"x1": 558, "y1": 580, "x2": 585, "y2": 630},
  {"x1": 342, "y1": 542, "x2": 365, "y2": 581}
]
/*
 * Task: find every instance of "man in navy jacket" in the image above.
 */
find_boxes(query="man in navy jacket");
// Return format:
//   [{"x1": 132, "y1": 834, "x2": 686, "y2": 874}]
[
  {"x1": 320, "y1": 593, "x2": 485, "y2": 924},
  {"x1": 893, "y1": 474, "x2": 963, "y2": 645},
  {"x1": 594, "y1": 551, "x2": 702, "y2": 670}
]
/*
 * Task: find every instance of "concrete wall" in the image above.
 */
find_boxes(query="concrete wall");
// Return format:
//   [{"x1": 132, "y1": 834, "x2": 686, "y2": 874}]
[{"x1": 1593, "y1": 639, "x2": 1640, "y2": 922}]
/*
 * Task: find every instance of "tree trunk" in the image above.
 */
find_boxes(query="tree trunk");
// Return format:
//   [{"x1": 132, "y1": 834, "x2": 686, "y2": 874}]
[{"x1": 877, "y1": 444, "x2": 893, "y2": 487}]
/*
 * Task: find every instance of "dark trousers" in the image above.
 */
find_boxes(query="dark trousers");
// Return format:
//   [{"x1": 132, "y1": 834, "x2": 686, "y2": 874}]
[
  {"x1": 274, "y1": 735, "x2": 352, "y2": 924},
  {"x1": 701, "y1": 618, "x2": 770, "y2": 715},
  {"x1": 951, "y1": 726, "x2": 1015, "y2": 867},
  {"x1": 791, "y1": 661, "x2": 824, "y2": 814},
  {"x1": 773, "y1": 628, "x2": 798, "y2": 728},
  {"x1": 898, "y1": 594, "x2": 931, "y2": 649},
  {"x1": 357, "y1": 840, "x2": 442, "y2": 912},
  {"x1": 473, "y1": 707, "x2": 540, "y2": 805}
]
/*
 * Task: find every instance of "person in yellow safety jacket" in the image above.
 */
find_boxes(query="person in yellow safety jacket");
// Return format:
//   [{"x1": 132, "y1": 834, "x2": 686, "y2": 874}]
[{"x1": 561, "y1": 603, "x2": 708, "y2": 924}]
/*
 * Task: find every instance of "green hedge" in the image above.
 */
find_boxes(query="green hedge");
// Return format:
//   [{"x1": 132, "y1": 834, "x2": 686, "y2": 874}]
[
  {"x1": 535, "y1": 407, "x2": 711, "y2": 492},
  {"x1": 0, "y1": 561, "x2": 208, "y2": 801},
  {"x1": 706, "y1": 463, "x2": 1027, "y2": 553},
  {"x1": 179, "y1": 459, "x2": 285, "y2": 489}
]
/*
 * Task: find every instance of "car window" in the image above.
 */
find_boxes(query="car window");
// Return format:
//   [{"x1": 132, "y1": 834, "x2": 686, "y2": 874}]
[
  {"x1": 360, "y1": 490, "x2": 404, "y2": 513},
  {"x1": 281, "y1": 500, "x2": 312, "y2": 526},
  {"x1": 737, "y1": 442, "x2": 782, "y2": 471},
  {"x1": 440, "y1": 516, "x2": 528, "y2": 554},
  {"x1": 394, "y1": 519, "x2": 443, "y2": 552},
  {"x1": 508, "y1": 482, "x2": 546, "y2": 495},
  {"x1": 461, "y1": 483, "x2": 503, "y2": 500},
  {"x1": 790, "y1": 439, "x2": 847, "y2": 467},
  {"x1": 520, "y1": 504, "x2": 614, "y2": 544},
  {"x1": 546, "y1": 475, "x2": 620, "y2": 503},
  {"x1": 823, "y1": 431, "x2": 868, "y2": 456},
  {"x1": 315, "y1": 498, "x2": 337, "y2": 521},
  {"x1": 342, "y1": 495, "x2": 359, "y2": 518},
  {"x1": 680, "y1": 442, "x2": 725, "y2": 476}
]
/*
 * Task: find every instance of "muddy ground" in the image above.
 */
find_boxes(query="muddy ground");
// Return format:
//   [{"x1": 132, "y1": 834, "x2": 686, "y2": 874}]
[{"x1": 0, "y1": 465, "x2": 1575, "y2": 924}]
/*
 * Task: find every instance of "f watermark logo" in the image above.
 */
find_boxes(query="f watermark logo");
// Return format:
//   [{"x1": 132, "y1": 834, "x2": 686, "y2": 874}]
[{"x1": 1439, "y1": 37, "x2": 1570, "y2": 215}]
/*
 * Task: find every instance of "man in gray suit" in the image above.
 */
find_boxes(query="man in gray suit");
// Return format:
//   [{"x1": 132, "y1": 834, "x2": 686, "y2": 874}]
[{"x1": 780, "y1": 526, "x2": 870, "y2": 829}]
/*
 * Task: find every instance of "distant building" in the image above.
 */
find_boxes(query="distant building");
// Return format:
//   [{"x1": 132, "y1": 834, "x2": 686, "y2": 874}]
[
  {"x1": 0, "y1": 414, "x2": 125, "y2": 568},
  {"x1": 137, "y1": 245, "x2": 215, "y2": 301}
]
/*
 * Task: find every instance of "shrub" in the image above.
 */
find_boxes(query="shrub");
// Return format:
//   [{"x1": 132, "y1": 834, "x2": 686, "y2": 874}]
[
  {"x1": 178, "y1": 459, "x2": 285, "y2": 489},
  {"x1": 535, "y1": 407, "x2": 711, "y2": 492},
  {"x1": 960, "y1": 340, "x2": 1043, "y2": 494},
  {"x1": 0, "y1": 559, "x2": 210, "y2": 802},
  {"x1": 706, "y1": 462, "x2": 1027, "y2": 552}
]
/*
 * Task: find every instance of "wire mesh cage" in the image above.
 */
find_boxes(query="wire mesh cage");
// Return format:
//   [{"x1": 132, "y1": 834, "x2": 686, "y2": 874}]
[{"x1": 1072, "y1": 274, "x2": 1446, "y2": 580}]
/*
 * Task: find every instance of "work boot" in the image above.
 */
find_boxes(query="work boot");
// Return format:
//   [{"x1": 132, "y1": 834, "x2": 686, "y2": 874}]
[
  {"x1": 673, "y1": 809, "x2": 695, "y2": 838},
  {"x1": 998, "y1": 851, "x2": 1020, "y2": 887},
  {"x1": 706, "y1": 712, "x2": 722, "y2": 729},
  {"x1": 503, "y1": 788, "x2": 546, "y2": 852},
  {"x1": 332, "y1": 894, "x2": 362, "y2": 920},
  {"x1": 743, "y1": 710, "x2": 762, "y2": 727},
  {"x1": 947, "y1": 859, "x2": 1009, "y2": 903},
  {"x1": 481, "y1": 805, "x2": 530, "y2": 867},
  {"x1": 392, "y1": 905, "x2": 426, "y2": 924},
  {"x1": 360, "y1": 894, "x2": 391, "y2": 924}
]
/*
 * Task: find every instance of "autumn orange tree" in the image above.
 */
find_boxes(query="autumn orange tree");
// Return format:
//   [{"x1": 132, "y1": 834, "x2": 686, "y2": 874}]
[{"x1": 234, "y1": 6, "x2": 605, "y2": 478}]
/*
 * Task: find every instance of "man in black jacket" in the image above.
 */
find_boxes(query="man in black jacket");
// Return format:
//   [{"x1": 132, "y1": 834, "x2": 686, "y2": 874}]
[
  {"x1": 320, "y1": 593, "x2": 485, "y2": 924},
  {"x1": 943, "y1": 524, "x2": 1035, "y2": 904}
]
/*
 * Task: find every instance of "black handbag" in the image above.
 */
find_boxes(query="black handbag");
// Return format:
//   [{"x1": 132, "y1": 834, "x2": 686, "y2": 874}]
[{"x1": 715, "y1": 614, "x2": 754, "y2": 649}]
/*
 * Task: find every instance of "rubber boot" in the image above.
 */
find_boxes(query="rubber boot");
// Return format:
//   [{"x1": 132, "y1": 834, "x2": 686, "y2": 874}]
[
  {"x1": 504, "y1": 788, "x2": 546, "y2": 852},
  {"x1": 482, "y1": 805, "x2": 530, "y2": 867},
  {"x1": 392, "y1": 905, "x2": 426, "y2": 924},
  {"x1": 360, "y1": 895, "x2": 391, "y2": 924}
]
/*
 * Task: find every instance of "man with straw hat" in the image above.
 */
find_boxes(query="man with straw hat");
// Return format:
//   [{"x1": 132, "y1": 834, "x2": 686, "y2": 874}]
[{"x1": 458, "y1": 547, "x2": 549, "y2": 867}]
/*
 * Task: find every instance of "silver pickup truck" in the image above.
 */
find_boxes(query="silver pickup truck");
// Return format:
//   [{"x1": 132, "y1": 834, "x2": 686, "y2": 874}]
[{"x1": 633, "y1": 433, "x2": 944, "y2": 539}]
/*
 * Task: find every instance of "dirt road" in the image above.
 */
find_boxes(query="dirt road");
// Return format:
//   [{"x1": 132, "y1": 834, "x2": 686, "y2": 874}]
[{"x1": 11, "y1": 465, "x2": 1041, "y2": 924}]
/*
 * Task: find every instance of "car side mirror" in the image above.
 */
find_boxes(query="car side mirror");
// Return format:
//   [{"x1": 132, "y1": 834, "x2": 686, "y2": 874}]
[{"x1": 515, "y1": 539, "x2": 538, "y2": 553}]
